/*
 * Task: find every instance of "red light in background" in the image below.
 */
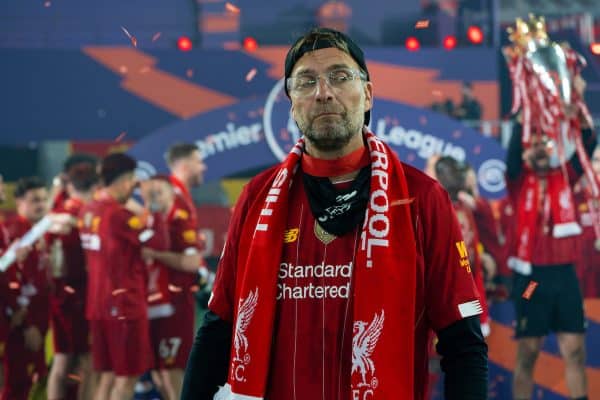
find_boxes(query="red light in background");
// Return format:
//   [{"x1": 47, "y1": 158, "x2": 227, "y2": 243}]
[
  {"x1": 406, "y1": 37, "x2": 420, "y2": 51},
  {"x1": 443, "y1": 35, "x2": 457, "y2": 50},
  {"x1": 243, "y1": 36, "x2": 258, "y2": 52},
  {"x1": 591, "y1": 43, "x2": 600, "y2": 55},
  {"x1": 467, "y1": 26, "x2": 484, "y2": 44},
  {"x1": 177, "y1": 36, "x2": 193, "y2": 52}
]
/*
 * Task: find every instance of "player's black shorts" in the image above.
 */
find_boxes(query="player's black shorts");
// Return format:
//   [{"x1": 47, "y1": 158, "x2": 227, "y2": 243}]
[{"x1": 512, "y1": 263, "x2": 586, "y2": 338}]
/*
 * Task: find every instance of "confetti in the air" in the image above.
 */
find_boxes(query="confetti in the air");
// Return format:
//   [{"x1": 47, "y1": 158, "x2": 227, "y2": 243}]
[
  {"x1": 225, "y1": 2, "x2": 240, "y2": 13},
  {"x1": 415, "y1": 20, "x2": 430, "y2": 29},
  {"x1": 67, "y1": 374, "x2": 82, "y2": 383},
  {"x1": 168, "y1": 284, "x2": 183, "y2": 293},
  {"x1": 151, "y1": 32, "x2": 162, "y2": 42},
  {"x1": 120, "y1": 26, "x2": 138, "y2": 47},
  {"x1": 148, "y1": 293, "x2": 163, "y2": 302},
  {"x1": 186, "y1": 68, "x2": 194, "y2": 78},
  {"x1": 44, "y1": 1, "x2": 51, "y2": 7},
  {"x1": 120, "y1": 26, "x2": 132, "y2": 39},
  {"x1": 115, "y1": 131, "x2": 127, "y2": 143},
  {"x1": 391, "y1": 198, "x2": 415, "y2": 206},
  {"x1": 112, "y1": 288, "x2": 127, "y2": 296},
  {"x1": 64, "y1": 285, "x2": 76, "y2": 294},
  {"x1": 245, "y1": 68, "x2": 257, "y2": 82}
]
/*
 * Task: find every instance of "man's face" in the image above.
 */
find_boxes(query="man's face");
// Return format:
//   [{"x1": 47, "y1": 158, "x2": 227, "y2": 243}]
[
  {"x1": 17, "y1": 188, "x2": 48, "y2": 223},
  {"x1": 289, "y1": 47, "x2": 373, "y2": 152},
  {"x1": 434, "y1": 160, "x2": 465, "y2": 201},
  {"x1": 462, "y1": 85, "x2": 473, "y2": 99},
  {"x1": 528, "y1": 135, "x2": 551, "y2": 173},
  {"x1": 183, "y1": 150, "x2": 206, "y2": 187},
  {"x1": 464, "y1": 169, "x2": 478, "y2": 196},
  {"x1": 114, "y1": 172, "x2": 138, "y2": 203},
  {"x1": 140, "y1": 179, "x2": 174, "y2": 213}
]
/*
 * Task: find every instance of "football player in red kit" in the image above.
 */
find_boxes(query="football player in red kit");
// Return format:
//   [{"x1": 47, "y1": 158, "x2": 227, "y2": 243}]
[
  {"x1": 140, "y1": 175, "x2": 205, "y2": 400},
  {"x1": 434, "y1": 157, "x2": 491, "y2": 336},
  {"x1": 506, "y1": 114, "x2": 595, "y2": 399},
  {"x1": 0, "y1": 225, "x2": 8, "y2": 395},
  {"x1": 79, "y1": 153, "x2": 168, "y2": 400},
  {"x1": 0, "y1": 176, "x2": 8, "y2": 392},
  {"x1": 164, "y1": 143, "x2": 206, "y2": 217},
  {"x1": 0, "y1": 173, "x2": 32, "y2": 393},
  {"x1": 461, "y1": 167, "x2": 500, "y2": 283},
  {"x1": 49, "y1": 154, "x2": 98, "y2": 211},
  {"x1": 573, "y1": 145, "x2": 600, "y2": 298},
  {"x1": 47, "y1": 164, "x2": 100, "y2": 400},
  {"x1": 182, "y1": 28, "x2": 487, "y2": 400},
  {"x1": 2, "y1": 177, "x2": 50, "y2": 400}
]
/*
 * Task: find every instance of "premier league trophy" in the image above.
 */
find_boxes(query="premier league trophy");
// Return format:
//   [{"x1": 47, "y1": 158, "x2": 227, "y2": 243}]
[{"x1": 505, "y1": 14, "x2": 600, "y2": 248}]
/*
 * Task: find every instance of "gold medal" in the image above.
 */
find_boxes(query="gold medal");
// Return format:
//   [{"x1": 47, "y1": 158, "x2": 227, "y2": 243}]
[{"x1": 314, "y1": 221, "x2": 336, "y2": 245}]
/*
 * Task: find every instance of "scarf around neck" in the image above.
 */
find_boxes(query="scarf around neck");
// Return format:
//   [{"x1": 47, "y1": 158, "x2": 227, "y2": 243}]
[
  {"x1": 509, "y1": 168, "x2": 581, "y2": 274},
  {"x1": 215, "y1": 131, "x2": 417, "y2": 399}
]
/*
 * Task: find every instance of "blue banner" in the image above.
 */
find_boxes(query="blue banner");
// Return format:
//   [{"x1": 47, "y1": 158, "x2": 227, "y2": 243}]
[{"x1": 130, "y1": 79, "x2": 506, "y2": 198}]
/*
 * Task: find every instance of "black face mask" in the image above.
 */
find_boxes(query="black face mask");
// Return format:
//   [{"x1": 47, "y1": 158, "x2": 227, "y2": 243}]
[{"x1": 302, "y1": 166, "x2": 371, "y2": 237}]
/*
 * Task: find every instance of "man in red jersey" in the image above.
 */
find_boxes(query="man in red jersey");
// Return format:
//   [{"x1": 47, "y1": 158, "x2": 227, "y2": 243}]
[
  {"x1": 2, "y1": 177, "x2": 51, "y2": 400},
  {"x1": 0, "y1": 175, "x2": 8, "y2": 392},
  {"x1": 165, "y1": 143, "x2": 206, "y2": 217},
  {"x1": 0, "y1": 173, "x2": 31, "y2": 393},
  {"x1": 461, "y1": 167, "x2": 501, "y2": 279},
  {"x1": 182, "y1": 28, "x2": 487, "y2": 400},
  {"x1": 164, "y1": 142, "x2": 208, "y2": 289},
  {"x1": 49, "y1": 154, "x2": 98, "y2": 211},
  {"x1": 79, "y1": 153, "x2": 168, "y2": 400},
  {"x1": 573, "y1": 145, "x2": 600, "y2": 298},
  {"x1": 47, "y1": 164, "x2": 100, "y2": 400},
  {"x1": 433, "y1": 156, "x2": 491, "y2": 336},
  {"x1": 506, "y1": 102, "x2": 596, "y2": 399},
  {"x1": 139, "y1": 176, "x2": 204, "y2": 400}
]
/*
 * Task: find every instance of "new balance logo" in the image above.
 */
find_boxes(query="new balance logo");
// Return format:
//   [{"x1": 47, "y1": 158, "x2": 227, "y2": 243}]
[{"x1": 284, "y1": 228, "x2": 299, "y2": 243}]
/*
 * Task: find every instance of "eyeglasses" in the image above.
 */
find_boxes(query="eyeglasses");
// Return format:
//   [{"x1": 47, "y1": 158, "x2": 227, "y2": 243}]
[{"x1": 286, "y1": 67, "x2": 367, "y2": 97}]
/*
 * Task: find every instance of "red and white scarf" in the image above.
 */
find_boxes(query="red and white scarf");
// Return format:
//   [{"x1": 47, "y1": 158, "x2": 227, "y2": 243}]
[
  {"x1": 510, "y1": 168, "x2": 581, "y2": 274},
  {"x1": 215, "y1": 131, "x2": 416, "y2": 399}
]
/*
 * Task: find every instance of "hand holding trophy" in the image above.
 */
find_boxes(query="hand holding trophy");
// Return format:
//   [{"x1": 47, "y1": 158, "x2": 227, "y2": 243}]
[{"x1": 505, "y1": 15, "x2": 594, "y2": 165}]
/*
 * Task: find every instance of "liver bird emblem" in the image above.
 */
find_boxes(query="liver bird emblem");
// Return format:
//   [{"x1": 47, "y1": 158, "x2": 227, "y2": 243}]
[
  {"x1": 352, "y1": 310, "x2": 385, "y2": 387},
  {"x1": 233, "y1": 288, "x2": 259, "y2": 363}
]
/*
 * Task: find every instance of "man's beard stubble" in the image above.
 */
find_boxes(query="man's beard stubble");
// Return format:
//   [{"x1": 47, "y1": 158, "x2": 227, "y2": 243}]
[{"x1": 297, "y1": 111, "x2": 361, "y2": 153}]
